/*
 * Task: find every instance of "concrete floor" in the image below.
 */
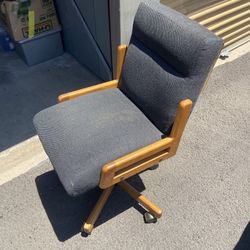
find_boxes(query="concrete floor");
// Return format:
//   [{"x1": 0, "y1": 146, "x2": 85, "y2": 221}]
[
  {"x1": 0, "y1": 51, "x2": 100, "y2": 151},
  {"x1": 0, "y1": 51, "x2": 249, "y2": 249}
]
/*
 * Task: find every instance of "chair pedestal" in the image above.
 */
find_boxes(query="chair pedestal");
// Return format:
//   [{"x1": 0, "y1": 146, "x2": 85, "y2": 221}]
[{"x1": 81, "y1": 181, "x2": 162, "y2": 235}]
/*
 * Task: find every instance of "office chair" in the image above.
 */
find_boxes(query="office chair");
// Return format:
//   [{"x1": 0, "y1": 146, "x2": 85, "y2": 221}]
[{"x1": 33, "y1": 0, "x2": 223, "y2": 235}]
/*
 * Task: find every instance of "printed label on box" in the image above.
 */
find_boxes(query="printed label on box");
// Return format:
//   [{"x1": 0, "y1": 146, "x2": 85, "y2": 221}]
[{"x1": 22, "y1": 20, "x2": 53, "y2": 38}]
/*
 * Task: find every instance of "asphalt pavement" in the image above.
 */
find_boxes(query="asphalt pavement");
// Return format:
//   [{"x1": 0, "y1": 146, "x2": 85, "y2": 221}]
[{"x1": 0, "y1": 53, "x2": 249, "y2": 250}]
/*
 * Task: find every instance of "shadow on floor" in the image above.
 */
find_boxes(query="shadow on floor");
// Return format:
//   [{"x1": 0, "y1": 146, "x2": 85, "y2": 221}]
[
  {"x1": 35, "y1": 170, "x2": 146, "y2": 241},
  {"x1": 234, "y1": 221, "x2": 250, "y2": 250},
  {"x1": 0, "y1": 51, "x2": 100, "y2": 151}
]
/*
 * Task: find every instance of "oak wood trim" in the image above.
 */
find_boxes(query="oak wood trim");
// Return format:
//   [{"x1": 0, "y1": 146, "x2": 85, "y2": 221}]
[
  {"x1": 82, "y1": 185, "x2": 114, "y2": 234},
  {"x1": 57, "y1": 80, "x2": 118, "y2": 103},
  {"x1": 118, "y1": 181, "x2": 162, "y2": 218},
  {"x1": 57, "y1": 44, "x2": 128, "y2": 103},
  {"x1": 169, "y1": 99, "x2": 193, "y2": 154},
  {"x1": 82, "y1": 180, "x2": 162, "y2": 234},
  {"x1": 116, "y1": 44, "x2": 128, "y2": 81},
  {"x1": 99, "y1": 137, "x2": 173, "y2": 189},
  {"x1": 99, "y1": 99, "x2": 193, "y2": 189}
]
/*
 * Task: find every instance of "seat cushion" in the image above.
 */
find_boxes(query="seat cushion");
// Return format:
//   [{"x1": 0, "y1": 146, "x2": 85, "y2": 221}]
[{"x1": 33, "y1": 89, "x2": 162, "y2": 196}]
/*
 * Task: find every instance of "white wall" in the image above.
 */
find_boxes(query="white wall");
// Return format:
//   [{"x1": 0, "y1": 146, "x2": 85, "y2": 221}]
[{"x1": 119, "y1": 0, "x2": 159, "y2": 44}]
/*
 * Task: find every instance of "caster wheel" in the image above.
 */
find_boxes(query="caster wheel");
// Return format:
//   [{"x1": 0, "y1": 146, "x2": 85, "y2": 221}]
[
  {"x1": 81, "y1": 228, "x2": 91, "y2": 235},
  {"x1": 81, "y1": 224, "x2": 93, "y2": 236},
  {"x1": 149, "y1": 164, "x2": 159, "y2": 170},
  {"x1": 144, "y1": 212, "x2": 157, "y2": 223},
  {"x1": 81, "y1": 231, "x2": 90, "y2": 237}
]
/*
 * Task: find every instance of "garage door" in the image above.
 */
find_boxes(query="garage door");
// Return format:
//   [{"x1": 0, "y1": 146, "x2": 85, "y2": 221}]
[
  {"x1": 54, "y1": 0, "x2": 112, "y2": 81},
  {"x1": 161, "y1": 0, "x2": 250, "y2": 50}
]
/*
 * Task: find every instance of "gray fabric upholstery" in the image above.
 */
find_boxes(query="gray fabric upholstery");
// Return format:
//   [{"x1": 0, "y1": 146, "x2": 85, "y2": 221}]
[
  {"x1": 33, "y1": 89, "x2": 161, "y2": 196},
  {"x1": 34, "y1": 2, "x2": 223, "y2": 197},
  {"x1": 120, "y1": 1, "x2": 223, "y2": 134}
]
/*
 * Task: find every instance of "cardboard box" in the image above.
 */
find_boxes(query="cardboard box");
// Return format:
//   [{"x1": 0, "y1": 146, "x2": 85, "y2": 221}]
[{"x1": 1, "y1": 0, "x2": 60, "y2": 41}]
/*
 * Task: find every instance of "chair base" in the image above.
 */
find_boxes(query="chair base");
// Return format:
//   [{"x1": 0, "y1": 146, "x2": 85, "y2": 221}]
[
  {"x1": 149, "y1": 164, "x2": 159, "y2": 170},
  {"x1": 81, "y1": 181, "x2": 162, "y2": 235}
]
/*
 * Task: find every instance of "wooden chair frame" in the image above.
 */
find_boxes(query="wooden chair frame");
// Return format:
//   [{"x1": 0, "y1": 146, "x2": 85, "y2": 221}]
[{"x1": 58, "y1": 45, "x2": 193, "y2": 235}]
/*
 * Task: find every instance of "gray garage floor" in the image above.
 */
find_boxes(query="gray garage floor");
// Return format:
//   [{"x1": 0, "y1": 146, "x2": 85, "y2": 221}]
[
  {"x1": 0, "y1": 53, "x2": 249, "y2": 250},
  {"x1": 0, "y1": 51, "x2": 100, "y2": 151}
]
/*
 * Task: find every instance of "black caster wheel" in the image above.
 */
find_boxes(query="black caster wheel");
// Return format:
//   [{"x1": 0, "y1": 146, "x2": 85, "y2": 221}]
[
  {"x1": 149, "y1": 164, "x2": 159, "y2": 170},
  {"x1": 144, "y1": 212, "x2": 157, "y2": 223}
]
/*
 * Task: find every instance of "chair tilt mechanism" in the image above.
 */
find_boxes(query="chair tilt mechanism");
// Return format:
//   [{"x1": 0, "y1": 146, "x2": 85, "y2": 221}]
[{"x1": 33, "y1": 1, "x2": 223, "y2": 235}]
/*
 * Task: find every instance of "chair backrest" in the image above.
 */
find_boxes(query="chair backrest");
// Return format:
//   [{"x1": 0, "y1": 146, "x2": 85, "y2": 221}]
[{"x1": 120, "y1": 1, "x2": 223, "y2": 135}]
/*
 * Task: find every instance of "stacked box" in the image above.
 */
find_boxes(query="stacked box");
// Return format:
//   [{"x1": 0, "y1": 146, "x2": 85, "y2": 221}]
[
  {"x1": 1, "y1": 0, "x2": 60, "y2": 41},
  {"x1": 1, "y1": 0, "x2": 63, "y2": 65}
]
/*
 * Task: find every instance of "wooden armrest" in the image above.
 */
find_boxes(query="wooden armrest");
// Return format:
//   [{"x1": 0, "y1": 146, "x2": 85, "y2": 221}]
[
  {"x1": 99, "y1": 137, "x2": 174, "y2": 189},
  {"x1": 116, "y1": 45, "x2": 128, "y2": 81},
  {"x1": 58, "y1": 80, "x2": 118, "y2": 103},
  {"x1": 58, "y1": 44, "x2": 128, "y2": 103},
  {"x1": 99, "y1": 99, "x2": 193, "y2": 189}
]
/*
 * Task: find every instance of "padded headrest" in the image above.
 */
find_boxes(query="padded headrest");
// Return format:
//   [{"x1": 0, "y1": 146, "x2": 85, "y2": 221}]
[{"x1": 133, "y1": 1, "x2": 223, "y2": 76}]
